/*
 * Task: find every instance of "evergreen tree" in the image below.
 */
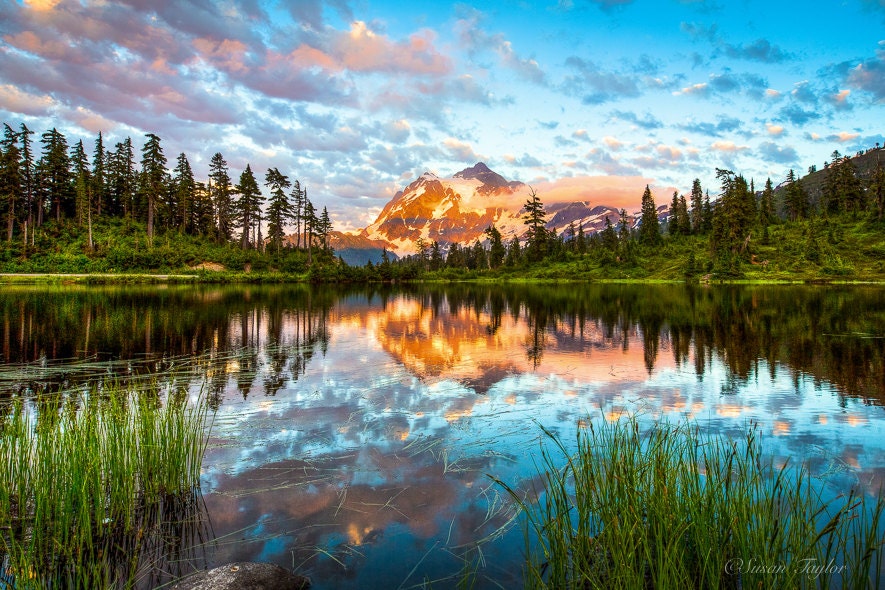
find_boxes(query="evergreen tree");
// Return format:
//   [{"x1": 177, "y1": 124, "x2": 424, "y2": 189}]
[
  {"x1": 710, "y1": 169, "x2": 755, "y2": 264},
  {"x1": 702, "y1": 191, "x2": 713, "y2": 232},
  {"x1": 208, "y1": 152, "x2": 234, "y2": 242},
  {"x1": 759, "y1": 177, "x2": 775, "y2": 227},
  {"x1": 824, "y1": 150, "x2": 863, "y2": 215},
  {"x1": 302, "y1": 197, "x2": 318, "y2": 264},
  {"x1": 291, "y1": 180, "x2": 304, "y2": 248},
  {"x1": 171, "y1": 153, "x2": 196, "y2": 233},
  {"x1": 319, "y1": 206, "x2": 333, "y2": 252},
  {"x1": 264, "y1": 167, "x2": 292, "y2": 253},
  {"x1": 470, "y1": 240, "x2": 487, "y2": 270},
  {"x1": 783, "y1": 169, "x2": 807, "y2": 221},
  {"x1": 690, "y1": 178, "x2": 704, "y2": 234},
  {"x1": 70, "y1": 139, "x2": 91, "y2": 228},
  {"x1": 617, "y1": 208, "x2": 633, "y2": 261},
  {"x1": 235, "y1": 164, "x2": 262, "y2": 249},
  {"x1": 109, "y1": 138, "x2": 135, "y2": 219},
  {"x1": 0, "y1": 125, "x2": 22, "y2": 240},
  {"x1": 601, "y1": 214, "x2": 618, "y2": 253},
  {"x1": 192, "y1": 181, "x2": 215, "y2": 236},
  {"x1": 92, "y1": 132, "x2": 107, "y2": 217},
  {"x1": 638, "y1": 185, "x2": 660, "y2": 246},
  {"x1": 39, "y1": 128, "x2": 73, "y2": 223},
  {"x1": 505, "y1": 235, "x2": 521, "y2": 266},
  {"x1": 576, "y1": 222, "x2": 587, "y2": 254},
  {"x1": 522, "y1": 188, "x2": 548, "y2": 262},
  {"x1": 669, "y1": 191, "x2": 681, "y2": 237},
  {"x1": 429, "y1": 240, "x2": 443, "y2": 270},
  {"x1": 140, "y1": 133, "x2": 167, "y2": 245},
  {"x1": 446, "y1": 243, "x2": 465, "y2": 268},
  {"x1": 677, "y1": 194, "x2": 690, "y2": 235},
  {"x1": 869, "y1": 160, "x2": 885, "y2": 222},
  {"x1": 485, "y1": 224, "x2": 505, "y2": 268},
  {"x1": 20, "y1": 124, "x2": 34, "y2": 236}
]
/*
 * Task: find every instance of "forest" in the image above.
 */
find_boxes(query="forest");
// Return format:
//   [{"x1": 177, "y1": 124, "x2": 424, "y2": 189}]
[{"x1": 1, "y1": 122, "x2": 884, "y2": 282}]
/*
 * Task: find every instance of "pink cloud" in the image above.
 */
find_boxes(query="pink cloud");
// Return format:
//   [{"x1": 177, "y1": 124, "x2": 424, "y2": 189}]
[
  {"x1": 333, "y1": 21, "x2": 451, "y2": 75},
  {"x1": 535, "y1": 175, "x2": 678, "y2": 210}
]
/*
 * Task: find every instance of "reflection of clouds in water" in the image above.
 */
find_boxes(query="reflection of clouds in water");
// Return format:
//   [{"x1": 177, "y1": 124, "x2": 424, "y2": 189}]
[{"x1": 192, "y1": 291, "x2": 885, "y2": 589}]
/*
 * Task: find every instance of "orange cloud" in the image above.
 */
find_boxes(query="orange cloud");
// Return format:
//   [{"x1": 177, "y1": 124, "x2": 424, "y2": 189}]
[
  {"x1": 711, "y1": 140, "x2": 749, "y2": 153},
  {"x1": 535, "y1": 175, "x2": 678, "y2": 210}
]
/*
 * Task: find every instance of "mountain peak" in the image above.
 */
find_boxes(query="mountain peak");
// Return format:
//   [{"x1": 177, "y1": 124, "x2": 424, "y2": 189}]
[
  {"x1": 454, "y1": 162, "x2": 492, "y2": 179},
  {"x1": 453, "y1": 162, "x2": 523, "y2": 191}
]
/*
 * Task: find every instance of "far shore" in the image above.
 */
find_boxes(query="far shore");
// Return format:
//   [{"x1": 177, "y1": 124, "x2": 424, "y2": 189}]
[{"x1": 1, "y1": 272, "x2": 884, "y2": 286}]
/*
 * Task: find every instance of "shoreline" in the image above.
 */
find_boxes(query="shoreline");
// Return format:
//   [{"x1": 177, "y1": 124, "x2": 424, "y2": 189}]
[{"x1": 1, "y1": 271, "x2": 884, "y2": 286}]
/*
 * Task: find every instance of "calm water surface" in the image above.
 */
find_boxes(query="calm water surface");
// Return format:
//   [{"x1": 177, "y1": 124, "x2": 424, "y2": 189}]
[{"x1": 1, "y1": 283, "x2": 884, "y2": 588}]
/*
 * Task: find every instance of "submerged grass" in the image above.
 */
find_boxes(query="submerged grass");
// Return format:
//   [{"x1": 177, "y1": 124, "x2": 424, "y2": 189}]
[
  {"x1": 493, "y1": 416, "x2": 885, "y2": 589},
  {"x1": 0, "y1": 385, "x2": 214, "y2": 588}
]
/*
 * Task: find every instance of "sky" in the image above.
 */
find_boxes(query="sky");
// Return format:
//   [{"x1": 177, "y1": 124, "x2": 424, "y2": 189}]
[{"x1": 1, "y1": 0, "x2": 884, "y2": 232}]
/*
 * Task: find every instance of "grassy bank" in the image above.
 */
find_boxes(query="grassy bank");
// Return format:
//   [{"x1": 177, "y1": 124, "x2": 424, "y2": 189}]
[
  {"x1": 1, "y1": 214, "x2": 884, "y2": 284},
  {"x1": 495, "y1": 417, "x2": 885, "y2": 589},
  {"x1": 0, "y1": 386, "x2": 214, "y2": 588}
]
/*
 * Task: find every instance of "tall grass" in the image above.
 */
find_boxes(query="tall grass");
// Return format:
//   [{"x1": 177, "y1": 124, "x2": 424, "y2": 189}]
[
  {"x1": 0, "y1": 385, "x2": 214, "y2": 588},
  {"x1": 493, "y1": 416, "x2": 885, "y2": 589}
]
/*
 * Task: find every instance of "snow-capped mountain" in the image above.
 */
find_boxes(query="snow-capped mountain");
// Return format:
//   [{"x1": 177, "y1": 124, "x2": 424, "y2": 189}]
[
  {"x1": 359, "y1": 162, "x2": 525, "y2": 255},
  {"x1": 325, "y1": 163, "x2": 668, "y2": 260}
]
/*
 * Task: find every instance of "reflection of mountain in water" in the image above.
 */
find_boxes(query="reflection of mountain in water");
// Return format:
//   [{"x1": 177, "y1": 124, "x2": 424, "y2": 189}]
[{"x1": 1, "y1": 284, "x2": 883, "y2": 404}]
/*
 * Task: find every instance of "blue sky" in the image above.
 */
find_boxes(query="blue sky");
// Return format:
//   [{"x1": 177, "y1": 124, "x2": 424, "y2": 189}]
[{"x1": 1, "y1": 0, "x2": 883, "y2": 231}]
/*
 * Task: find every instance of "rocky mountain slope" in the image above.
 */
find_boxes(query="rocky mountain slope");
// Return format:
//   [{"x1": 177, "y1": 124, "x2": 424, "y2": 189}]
[{"x1": 346, "y1": 162, "x2": 650, "y2": 258}]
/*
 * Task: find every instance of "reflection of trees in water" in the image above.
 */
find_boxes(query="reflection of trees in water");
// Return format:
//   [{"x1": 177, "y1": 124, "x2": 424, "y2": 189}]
[
  {"x1": 389, "y1": 283, "x2": 885, "y2": 402},
  {"x1": 0, "y1": 286, "x2": 336, "y2": 404},
  {"x1": 0, "y1": 283, "x2": 882, "y2": 404}
]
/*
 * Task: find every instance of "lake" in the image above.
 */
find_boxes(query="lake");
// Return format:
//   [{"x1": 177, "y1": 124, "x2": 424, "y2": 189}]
[{"x1": 1, "y1": 283, "x2": 883, "y2": 588}]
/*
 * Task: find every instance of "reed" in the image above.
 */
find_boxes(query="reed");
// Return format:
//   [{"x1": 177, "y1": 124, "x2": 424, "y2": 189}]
[
  {"x1": 0, "y1": 384, "x2": 214, "y2": 588},
  {"x1": 493, "y1": 416, "x2": 885, "y2": 589}
]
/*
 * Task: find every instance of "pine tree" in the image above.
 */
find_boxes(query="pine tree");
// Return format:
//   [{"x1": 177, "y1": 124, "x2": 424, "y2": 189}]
[
  {"x1": 429, "y1": 240, "x2": 443, "y2": 270},
  {"x1": 71, "y1": 139, "x2": 91, "y2": 228},
  {"x1": 20, "y1": 124, "x2": 34, "y2": 236},
  {"x1": 208, "y1": 153, "x2": 234, "y2": 242},
  {"x1": 264, "y1": 167, "x2": 292, "y2": 253},
  {"x1": 302, "y1": 197, "x2": 317, "y2": 264},
  {"x1": 710, "y1": 169, "x2": 755, "y2": 264},
  {"x1": 759, "y1": 178, "x2": 775, "y2": 226},
  {"x1": 291, "y1": 180, "x2": 304, "y2": 248},
  {"x1": 690, "y1": 178, "x2": 703, "y2": 234},
  {"x1": 505, "y1": 235, "x2": 521, "y2": 266},
  {"x1": 677, "y1": 194, "x2": 690, "y2": 235},
  {"x1": 235, "y1": 164, "x2": 262, "y2": 249},
  {"x1": 319, "y1": 206, "x2": 333, "y2": 252},
  {"x1": 669, "y1": 191, "x2": 681, "y2": 237},
  {"x1": 638, "y1": 185, "x2": 660, "y2": 246},
  {"x1": 522, "y1": 188, "x2": 548, "y2": 262},
  {"x1": 576, "y1": 222, "x2": 587, "y2": 254},
  {"x1": 39, "y1": 128, "x2": 73, "y2": 223},
  {"x1": 601, "y1": 214, "x2": 618, "y2": 253},
  {"x1": 140, "y1": 133, "x2": 166, "y2": 245},
  {"x1": 171, "y1": 153, "x2": 195, "y2": 233},
  {"x1": 869, "y1": 160, "x2": 885, "y2": 221},
  {"x1": 109, "y1": 138, "x2": 135, "y2": 220},
  {"x1": 92, "y1": 132, "x2": 107, "y2": 217},
  {"x1": 485, "y1": 224, "x2": 505, "y2": 268},
  {"x1": 617, "y1": 208, "x2": 632, "y2": 261},
  {"x1": 192, "y1": 181, "x2": 215, "y2": 236},
  {"x1": 0, "y1": 125, "x2": 22, "y2": 240},
  {"x1": 783, "y1": 169, "x2": 807, "y2": 221}
]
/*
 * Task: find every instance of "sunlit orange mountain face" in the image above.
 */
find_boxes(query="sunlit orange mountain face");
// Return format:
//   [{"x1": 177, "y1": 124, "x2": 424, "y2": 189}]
[{"x1": 320, "y1": 163, "x2": 656, "y2": 261}]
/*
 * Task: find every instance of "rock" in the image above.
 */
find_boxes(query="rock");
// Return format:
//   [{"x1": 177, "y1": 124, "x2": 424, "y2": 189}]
[{"x1": 171, "y1": 562, "x2": 310, "y2": 590}]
